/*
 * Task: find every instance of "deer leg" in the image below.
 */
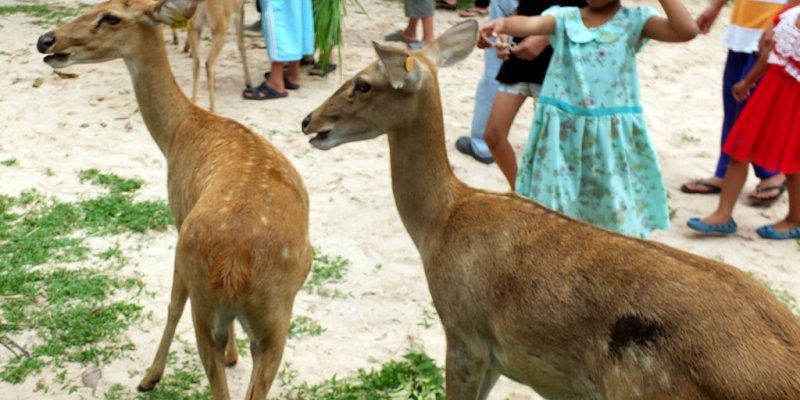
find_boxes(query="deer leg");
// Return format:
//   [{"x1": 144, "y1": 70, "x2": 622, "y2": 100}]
[
  {"x1": 170, "y1": 27, "x2": 178, "y2": 45},
  {"x1": 188, "y1": 21, "x2": 202, "y2": 104},
  {"x1": 205, "y1": 21, "x2": 229, "y2": 113},
  {"x1": 445, "y1": 335, "x2": 490, "y2": 400},
  {"x1": 235, "y1": 8, "x2": 252, "y2": 89},
  {"x1": 224, "y1": 323, "x2": 239, "y2": 367},
  {"x1": 477, "y1": 368, "x2": 500, "y2": 400},
  {"x1": 243, "y1": 311, "x2": 290, "y2": 400},
  {"x1": 137, "y1": 267, "x2": 189, "y2": 391},
  {"x1": 192, "y1": 305, "x2": 231, "y2": 400}
]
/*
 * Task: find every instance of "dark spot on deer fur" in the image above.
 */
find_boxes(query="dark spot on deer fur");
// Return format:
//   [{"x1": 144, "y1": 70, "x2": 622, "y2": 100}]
[{"x1": 608, "y1": 314, "x2": 664, "y2": 358}]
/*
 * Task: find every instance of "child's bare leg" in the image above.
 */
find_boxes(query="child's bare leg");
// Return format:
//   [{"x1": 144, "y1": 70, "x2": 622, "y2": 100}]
[
  {"x1": 404, "y1": 18, "x2": 419, "y2": 41},
  {"x1": 286, "y1": 61, "x2": 301, "y2": 86},
  {"x1": 771, "y1": 174, "x2": 800, "y2": 232},
  {"x1": 266, "y1": 61, "x2": 286, "y2": 92},
  {"x1": 703, "y1": 159, "x2": 749, "y2": 224},
  {"x1": 484, "y1": 91, "x2": 527, "y2": 189},
  {"x1": 421, "y1": 16, "x2": 434, "y2": 44}
]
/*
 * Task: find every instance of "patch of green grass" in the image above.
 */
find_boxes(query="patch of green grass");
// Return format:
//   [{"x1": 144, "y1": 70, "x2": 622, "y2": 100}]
[
  {"x1": 0, "y1": 3, "x2": 92, "y2": 27},
  {"x1": 679, "y1": 133, "x2": 700, "y2": 143},
  {"x1": 0, "y1": 171, "x2": 171, "y2": 383},
  {"x1": 105, "y1": 345, "x2": 211, "y2": 400},
  {"x1": 417, "y1": 308, "x2": 436, "y2": 330},
  {"x1": 288, "y1": 316, "x2": 326, "y2": 339},
  {"x1": 1, "y1": 158, "x2": 17, "y2": 167},
  {"x1": 303, "y1": 247, "x2": 350, "y2": 296},
  {"x1": 276, "y1": 351, "x2": 445, "y2": 400}
]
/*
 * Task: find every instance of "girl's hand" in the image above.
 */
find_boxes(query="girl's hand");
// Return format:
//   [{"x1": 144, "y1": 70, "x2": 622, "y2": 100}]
[
  {"x1": 511, "y1": 36, "x2": 550, "y2": 61},
  {"x1": 732, "y1": 80, "x2": 753, "y2": 102},
  {"x1": 493, "y1": 34, "x2": 511, "y2": 60},
  {"x1": 479, "y1": 19, "x2": 505, "y2": 48},
  {"x1": 696, "y1": 4, "x2": 722, "y2": 34}
]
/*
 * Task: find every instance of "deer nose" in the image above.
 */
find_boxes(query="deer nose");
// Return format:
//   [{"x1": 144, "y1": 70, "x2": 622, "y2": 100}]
[
  {"x1": 37, "y1": 33, "x2": 56, "y2": 53},
  {"x1": 301, "y1": 114, "x2": 311, "y2": 132}
]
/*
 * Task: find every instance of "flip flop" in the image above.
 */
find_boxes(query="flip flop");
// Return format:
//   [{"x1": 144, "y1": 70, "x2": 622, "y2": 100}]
[
  {"x1": 308, "y1": 63, "x2": 337, "y2": 77},
  {"x1": 384, "y1": 30, "x2": 414, "y2": 43},
  {"x1": 747, "y1": 182, "x2": 787, "y2": 207},
  {"x1": 680, "y1": 179, "x2": 721, "y2": 194},
  {"x1": 458, "y1": 7, "x2": 488, "y2": 17},
  {"x1": 242, "y1": 82, "x2": 287, "y2": 100},
  {"x1": 435, "y1": 0, "x2": 457, "y2": 10}
]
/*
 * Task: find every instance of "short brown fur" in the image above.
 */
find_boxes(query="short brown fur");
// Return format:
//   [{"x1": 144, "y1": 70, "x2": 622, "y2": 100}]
[
  {"x1": 38, "y1": 1, "x2": 310, "y2": 398},
  {"x1": 302, "y1": 21, "x2": 800, "y2": 400}
]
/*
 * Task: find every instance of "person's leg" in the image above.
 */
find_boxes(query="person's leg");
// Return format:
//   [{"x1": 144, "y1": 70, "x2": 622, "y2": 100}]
[
  {"x1": 285, "y1": 61, "x2": 301, "y2": 87},
  {"x1": 702, "y1": 159, "x2": 749, "y2": 224},
  {"x1": 485, "y1": 90, "x2": 527, "y2": 189},
  {"x1": 421, "y1": 16, "x2": 434, "y2": 44},
  {"x1": 682, "y1": 51, "x2": 744, "y2": 193},
  {"x1": 770, "y1": 174, "x2": 800, "y2": 232},
  {"x1": 404, "y1": 18, "x2": 419, "y2": 41},
  {"x1": 266, "y1": 62, "x2": 287, "y2": 92},
  {"x1": 455, "y1": 0, "x2": 512, "y2": 162}
]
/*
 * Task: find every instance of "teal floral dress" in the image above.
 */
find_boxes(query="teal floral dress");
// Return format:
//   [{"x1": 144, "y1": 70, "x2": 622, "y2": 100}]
[{"x1": 515, "y1": 5, "x2": 669, "y2": 238}]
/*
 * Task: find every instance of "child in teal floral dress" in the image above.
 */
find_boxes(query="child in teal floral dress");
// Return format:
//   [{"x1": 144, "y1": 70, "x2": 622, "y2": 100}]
[{"x1": 479, "y1": 0, "x2": 698, "y2": 237}]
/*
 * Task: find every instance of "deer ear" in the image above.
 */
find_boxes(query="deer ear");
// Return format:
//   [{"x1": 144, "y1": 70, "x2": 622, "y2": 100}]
[
  {"x1": 373, "y1": 41, "x2": 422, "y2": 91},
  {"x1": 421, "y1": 20, "x2": 478, "y2": 68},
  {"x1": 149, "y1": 0, "x2": 197, "y2": 25}
]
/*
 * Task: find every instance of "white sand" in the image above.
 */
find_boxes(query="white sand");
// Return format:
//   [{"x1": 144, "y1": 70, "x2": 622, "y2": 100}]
[{"x1": 0, "y1": 0, "x2": 798, "y2": 398}]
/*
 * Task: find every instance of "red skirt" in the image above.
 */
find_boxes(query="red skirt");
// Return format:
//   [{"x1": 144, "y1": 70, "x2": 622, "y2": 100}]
[{"x1": 723, "y1": 65, "x2": 800, "y2": 174}]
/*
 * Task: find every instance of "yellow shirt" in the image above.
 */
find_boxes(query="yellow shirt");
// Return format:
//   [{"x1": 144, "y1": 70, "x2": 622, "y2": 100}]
[{"x1": 724, "y1": 0, "x2": 788, "y2": 53}]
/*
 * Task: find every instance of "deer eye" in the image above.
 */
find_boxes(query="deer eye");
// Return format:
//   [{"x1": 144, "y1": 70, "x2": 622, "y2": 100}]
[
  {"x1": 353, "y1": 79, "x2": 371, "y2": 93},
  {"x1": 102, "y1": 14, "x2": 121, "y2": 25}
]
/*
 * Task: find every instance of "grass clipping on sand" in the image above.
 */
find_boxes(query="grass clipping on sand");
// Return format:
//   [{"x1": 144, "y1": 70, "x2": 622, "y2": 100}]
[{"x1": 313, "y1": 0, "x2": 366, "y2": 76}]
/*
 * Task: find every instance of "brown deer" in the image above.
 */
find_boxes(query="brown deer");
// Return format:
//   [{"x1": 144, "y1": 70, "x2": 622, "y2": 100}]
[
  {"x1": 302, "y1": 20, "x2": 800, "y2": 399},
  {"x1": 188, "y1": 0, "x2": 252, "y2": 112},
  {"x1": 37, "y1": 0, "x2": 310, "y2": 398}
]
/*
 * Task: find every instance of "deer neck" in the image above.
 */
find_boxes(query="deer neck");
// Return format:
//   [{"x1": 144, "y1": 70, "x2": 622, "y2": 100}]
[
  {"x1": 123, "y1": 27, "x2": 194, "y2": 156},
  {"x1": 386, "y1": 88, "x2": 464, "y2": 252}
]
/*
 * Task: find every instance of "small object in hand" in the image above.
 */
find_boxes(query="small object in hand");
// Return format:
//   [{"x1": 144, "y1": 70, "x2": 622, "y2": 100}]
[{"x1": 492, "y1": 41, "x2": 515, "y2": 50}]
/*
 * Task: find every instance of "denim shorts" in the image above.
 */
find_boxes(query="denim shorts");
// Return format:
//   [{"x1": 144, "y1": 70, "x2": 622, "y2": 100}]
[{"x1": 498, "y1": 82, "x2": 542, "y2": 98}]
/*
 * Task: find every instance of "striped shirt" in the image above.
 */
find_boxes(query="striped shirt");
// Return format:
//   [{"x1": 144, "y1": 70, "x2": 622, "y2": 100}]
[{"x1": 723, "y1": 0, "x2": 789, "y2": 53}]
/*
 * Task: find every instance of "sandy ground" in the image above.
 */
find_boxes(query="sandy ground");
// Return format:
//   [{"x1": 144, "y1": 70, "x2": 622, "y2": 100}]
[{"x1": 0, "y1": 0, "x2": 798, "y2": 398}]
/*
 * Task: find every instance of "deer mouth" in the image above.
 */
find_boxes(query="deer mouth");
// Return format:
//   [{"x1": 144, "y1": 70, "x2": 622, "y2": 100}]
[
  {"x1": 308, "y1": 130, "x2": 331, "y2": 148},
  {"x1": 43, "y1": 53, "x2": 71, "y2": 68}
]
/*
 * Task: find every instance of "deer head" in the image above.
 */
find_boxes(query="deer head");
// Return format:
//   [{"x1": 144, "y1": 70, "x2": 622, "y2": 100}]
[
  {"x1": 36, "y1": 0, "x2": 197, "y2": 68},
  {"x1": 302, "y1": 20, "x2": 478, "y2": 150}
]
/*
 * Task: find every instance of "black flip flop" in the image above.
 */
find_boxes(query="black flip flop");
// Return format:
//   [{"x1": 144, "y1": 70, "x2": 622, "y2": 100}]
[
  {"x1": 680, "y1": 179, "x2": 721, "y2": 194},
  {"x1": 748, "y1": 182, "x2": 787, "y2": 207},
  {"x1": 242, "y1": 82, "x2": 288, "y2": 100}
]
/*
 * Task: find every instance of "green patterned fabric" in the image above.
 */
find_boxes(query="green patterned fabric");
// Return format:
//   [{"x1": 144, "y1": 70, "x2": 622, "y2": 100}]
[{"x1": 516, "y1": 6, "x2": 669, "y2": 238}]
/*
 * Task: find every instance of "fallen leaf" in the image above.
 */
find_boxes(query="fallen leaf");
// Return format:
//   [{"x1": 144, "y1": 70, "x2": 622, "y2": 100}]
[
  {"x1": 32, "y1": 77, "x2": 44, "y2": 88},
  {"x1": 53, "y1": 70, "x2": 79, "y2": 79}
]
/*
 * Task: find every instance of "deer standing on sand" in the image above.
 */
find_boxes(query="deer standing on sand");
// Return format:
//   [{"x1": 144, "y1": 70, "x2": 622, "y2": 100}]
[
  {"x1": 188, "y1": 0, "x2": 252, "y2": 112},
  {"x1": 302, "y1": 20, "x2": 800, "y2": 399},
  {"x1": 37, "y1": 0, "x2": 310, "y2": 398}
]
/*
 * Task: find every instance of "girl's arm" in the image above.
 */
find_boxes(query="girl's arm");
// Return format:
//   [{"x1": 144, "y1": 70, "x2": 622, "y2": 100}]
[
  {"x1": 732, "y1": 46, "x2": 771, "y2": 101},
  {"x1": 696, "y1": 0, "x2": 727, "y2": 34},
  {"x1": 642, "y1": 0, "x2": 699, "y2": 42},
  {"x1": 479, "y1": 15, "x2": 556, "y2": 44}
]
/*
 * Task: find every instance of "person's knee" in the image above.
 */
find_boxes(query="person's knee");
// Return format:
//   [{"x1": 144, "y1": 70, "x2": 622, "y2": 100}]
[{"x1": 484, "y1": 126, "x2": 505, "y2": 149}]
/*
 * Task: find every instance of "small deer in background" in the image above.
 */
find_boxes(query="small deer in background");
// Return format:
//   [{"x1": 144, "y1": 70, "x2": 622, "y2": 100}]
[
  {"x1": 188, "y1": 0, "x2": 252, "y2": 112},
  {"x1": 302, "y1": 20, "x2": 800, "y2": 400},
  {"x1": 37, "y1": 0, "x2": 310, "y2": 398}
]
